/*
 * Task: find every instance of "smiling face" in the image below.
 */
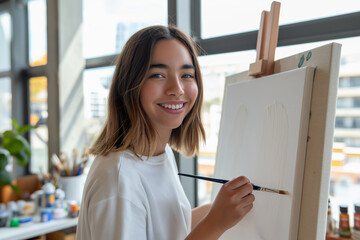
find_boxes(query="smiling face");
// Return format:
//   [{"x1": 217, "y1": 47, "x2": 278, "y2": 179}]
[{"x1": 140, "y1": 39, "x2": 199, "y2": 140}]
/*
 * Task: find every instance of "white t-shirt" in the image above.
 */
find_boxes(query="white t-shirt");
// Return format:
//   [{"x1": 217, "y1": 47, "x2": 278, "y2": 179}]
[{"x1": 76, "y1": 145, "x2": 191, "y2": 240}]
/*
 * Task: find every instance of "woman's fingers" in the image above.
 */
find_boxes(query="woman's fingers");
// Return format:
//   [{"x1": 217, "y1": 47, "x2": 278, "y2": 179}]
[
  {"x1": 224, "y1": 180, "x2": 253, "y2": 201},
  {"x1": 238, "y1": 202, "x2": 254, "y2": 216},
  {"x1": 225, "y1": 176, "x2": 250, "y2": 190},
  {"x1": 239, "y1": 192, "x2": 255, "y2": 206}
]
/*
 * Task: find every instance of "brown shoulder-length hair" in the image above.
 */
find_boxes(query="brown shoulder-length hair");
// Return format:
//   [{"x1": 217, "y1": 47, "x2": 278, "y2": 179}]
[{"x1": 89, "y1": 25, "x2": 206, "y2": 157}]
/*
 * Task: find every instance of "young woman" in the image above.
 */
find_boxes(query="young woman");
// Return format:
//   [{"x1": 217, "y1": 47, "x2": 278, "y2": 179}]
[{"x1": 76, "y1": 25, "x2": 255, "y2": 240}]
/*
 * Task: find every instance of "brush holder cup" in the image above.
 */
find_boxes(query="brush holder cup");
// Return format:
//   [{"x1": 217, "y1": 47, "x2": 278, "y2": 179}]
[{"x1": 58, "y1": 174, "x2": 87, "y2": 204}]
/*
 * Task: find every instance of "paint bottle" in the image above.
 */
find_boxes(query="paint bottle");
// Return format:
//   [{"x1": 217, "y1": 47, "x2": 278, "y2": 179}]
[
  {"x1": 339, "y1": 205, "x2": 351, "y2": 238},
  {"x1": 40, "y1": 208, "x2": 52, "y2": 222},
  {"x1": 42, "y1": 182, "x2": 55, "y2": 208},
  {"x1": 353, "y1": 203, "x2": 360, "y2": 240},
  {"x1": 68, "y1": 202, "x2": 79, "y2": 218},
  {"x1": 0, "y1": 204, "x2": 9, "y2": 228},
  {"x1": 326, "y1": 199, "x2": 334, "y2": 234}
]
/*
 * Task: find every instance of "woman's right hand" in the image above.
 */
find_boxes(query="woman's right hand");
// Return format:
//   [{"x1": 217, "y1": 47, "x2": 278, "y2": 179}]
[{"x1": 205, "y1": 176, "x2": 255, "y2": 234}]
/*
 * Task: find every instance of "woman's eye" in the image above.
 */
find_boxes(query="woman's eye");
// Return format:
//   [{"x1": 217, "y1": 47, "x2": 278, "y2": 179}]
[
  {"x1": 150, "y1": 73, "x2": 164, "y2": 78},
  {"x1": 182, "y1": 74, "x2": 195, "y2": 79}
]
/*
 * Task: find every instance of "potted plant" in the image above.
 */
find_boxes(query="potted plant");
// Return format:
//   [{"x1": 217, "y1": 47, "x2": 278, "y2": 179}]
[{"x1": 0, "y1": 118, "x2": 37, "y2": 192}]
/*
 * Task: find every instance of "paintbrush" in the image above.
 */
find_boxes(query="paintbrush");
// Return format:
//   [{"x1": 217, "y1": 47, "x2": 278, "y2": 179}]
[
  {"x1": 178, "y1": 173, "x2": 290, "y2": 195},
  {"x1": 51, "y1": 153, "x2": 64, "y2": 174}
]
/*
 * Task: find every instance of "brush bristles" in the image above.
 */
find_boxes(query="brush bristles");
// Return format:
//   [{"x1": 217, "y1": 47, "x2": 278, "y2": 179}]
[{"x1": 279, "y1": 190, "x2": 290, "y2": 195}]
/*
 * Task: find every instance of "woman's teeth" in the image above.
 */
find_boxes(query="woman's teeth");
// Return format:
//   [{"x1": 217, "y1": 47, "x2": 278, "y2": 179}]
[{"x1": 160, "y1": 103, "x2": 184, "y2": 110}]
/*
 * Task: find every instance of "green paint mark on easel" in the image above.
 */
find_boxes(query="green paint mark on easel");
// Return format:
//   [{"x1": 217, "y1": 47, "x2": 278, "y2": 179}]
[
  {"x1": 298, "y1": 55, "x2": 304, "y2": 68},
  {"x1": 306, "y1": 51, "x2": 312, "y2": 61}
]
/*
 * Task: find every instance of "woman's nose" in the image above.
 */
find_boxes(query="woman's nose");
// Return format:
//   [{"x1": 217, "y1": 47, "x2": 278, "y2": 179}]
[{"x1": 166, "y1": 76, "x2": 184, "y2": 97}]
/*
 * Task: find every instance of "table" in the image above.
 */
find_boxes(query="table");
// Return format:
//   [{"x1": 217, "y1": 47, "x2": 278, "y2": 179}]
[{"x1": 0, "y1": 218, "x2": 77, "y2": 240}]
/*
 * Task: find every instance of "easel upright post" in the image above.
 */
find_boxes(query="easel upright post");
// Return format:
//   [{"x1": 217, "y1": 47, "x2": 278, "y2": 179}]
[{"x1": 249, "y1": 1, "x2": 281, "y2": 77}]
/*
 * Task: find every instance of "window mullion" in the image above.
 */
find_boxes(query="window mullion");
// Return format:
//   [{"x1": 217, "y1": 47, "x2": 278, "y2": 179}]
[{"x1": 10, "y1": 0, "x2": 30, "y2": 177}]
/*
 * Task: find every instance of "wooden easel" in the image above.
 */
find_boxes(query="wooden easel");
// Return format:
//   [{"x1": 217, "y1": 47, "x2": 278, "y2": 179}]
[
  {"x1": 213, "y1": 1, "x2": 342, "y2": 239},
  {"x1": 248, "y1": 1, "x2": 281, "y2": 77}
]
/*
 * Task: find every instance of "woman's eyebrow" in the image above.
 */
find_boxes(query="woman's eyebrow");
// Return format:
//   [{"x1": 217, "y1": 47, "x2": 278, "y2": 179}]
[
  {"x1": 149, "y1": 63, "x2": 195, "y2": 69},
  {"x1": 150, "y1": 63, "x2": 168, "y2": 69},
  {"x1": 182, "y1": 64, "x2": 195, "y2": 69}
]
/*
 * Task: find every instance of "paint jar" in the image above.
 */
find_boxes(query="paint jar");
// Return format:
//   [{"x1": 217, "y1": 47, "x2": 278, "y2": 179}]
[
  {"x1": 40, "y1": 208, "x2": 52, "y2": 222},
  {"x1": 7, "y1": 201, "x2": 19, "y2": 218},
  {"x1": 31, "y1": 190, "x2": 45, "y2": 214},
  {"x1": 68, "y1": 202, "x2": 79, "y2": 218},
  {"x1": 52, "y1": 207, "x2": 67, "y2": 219},
  {"x1": 43, "y1": 182, "x2": 56, "y2": 208},
  {"x1": 353, "y1": 203, "x2": 360, "y2": 240},
  {"x1": 0, "y1": 204, "x2": 9, "y2": 228},
  {"x1": 326, "y1": 199, "x2": 334, "y2": 234},
  {"x1": 19, "y1": 201, "x2": 35, "y2": 216},
  {"x1": 16, "y1": 200, "x2": 26, "y2": 214},
  {"x1": 339, "y1": 205, "x2": 351, "y2": 238},
  {"x1": 0, "y1": 211, "x2": 8, "y2": 228},
  {"x1": 9, "y1": 217, "x2": 19, "y2": 227}
]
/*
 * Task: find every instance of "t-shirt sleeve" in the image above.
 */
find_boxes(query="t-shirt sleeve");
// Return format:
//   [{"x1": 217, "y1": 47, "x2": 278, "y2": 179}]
[{"x1": 88, "y1": 196, "x2": 147, "y2": 240}]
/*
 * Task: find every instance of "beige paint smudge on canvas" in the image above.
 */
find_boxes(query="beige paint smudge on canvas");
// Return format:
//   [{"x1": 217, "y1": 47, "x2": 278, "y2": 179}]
[{"x1": 255, "y1": 101, "x2": 289, "y2": 239}]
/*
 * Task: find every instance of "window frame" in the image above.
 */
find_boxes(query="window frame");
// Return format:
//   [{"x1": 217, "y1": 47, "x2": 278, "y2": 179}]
[{"x1": 1, "y1": 0, "x2": 31, "y2": 177}]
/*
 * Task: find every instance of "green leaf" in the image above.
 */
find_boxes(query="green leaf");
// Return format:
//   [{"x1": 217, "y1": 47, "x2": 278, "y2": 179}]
[
  {"x1": 11, "y1": 117, "x2": 38, "y2": 134},
  {"x1": 2, "y1": 135, "x2": 23, "y2": 154},
  {"x1": 0, "y1": 169, "x2": 13, "y2": 187},
  {"x1": 2, "y1": 131, "x2": 30, "y2": 156},
  {"x1": 17, "y1": 125, "x2": 38, "y2": 134},
  {"x1": 13, "y1": 151, "x2": 29, "y2": 166},
  {"x1": 11, "y1": 118, "x2": 20, "y2": 134},
  {"x1": 0, "y1": 149, "x2": 9, "y2": 170},
  {"x1": 0, "y1": 118, "x2": 32, "y2": 182},
  {"x1": 2, "y1": 130, "x2": 15, "y2": 138}
]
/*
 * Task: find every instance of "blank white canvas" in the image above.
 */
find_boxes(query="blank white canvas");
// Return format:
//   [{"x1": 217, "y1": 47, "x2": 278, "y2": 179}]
[{"x1": 212, "y1": 67, "x2": 314, "y2": 240}]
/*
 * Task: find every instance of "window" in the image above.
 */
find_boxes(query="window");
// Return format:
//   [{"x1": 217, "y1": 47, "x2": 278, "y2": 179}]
[
  {"x1": 355, "y1": 98, "x2": 360, "y2": 108},
  {"x1": 335, "y1": 117, "x2": 360, "y2": 129},
  {"x1": 82, "y1": 0, "x2": 167, "y2": 58},
  {"x1": 201, "y1": 0, "x2": 360, "y2": 39},
  {"x1": 339, "y1": 77, "x2": 360, "y2": 88},
  {"x1": 0, "y1": 11, "x2": 11, "y2": 131},
  {"x1": 28, "y1": 0, "x2": 47, "y2": 66},
  {"x1": 83, "y1": 66, "x2": 115, "y2": 145},
  {"x1": 29, "y1": 76, "x2": 48, "y2": 174},
  {"x1": 0, "y1": 77, "x2": 11, "y2": 131},
  {"x1": 0, "y1": 12, "x2": 11, "y2": 72},
  {"x1": 337, "y1": 98, "x2": 360, "y2": 109},
  {"x1": 337, "y1": 98, "x2": 353, "y2": 109}
]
